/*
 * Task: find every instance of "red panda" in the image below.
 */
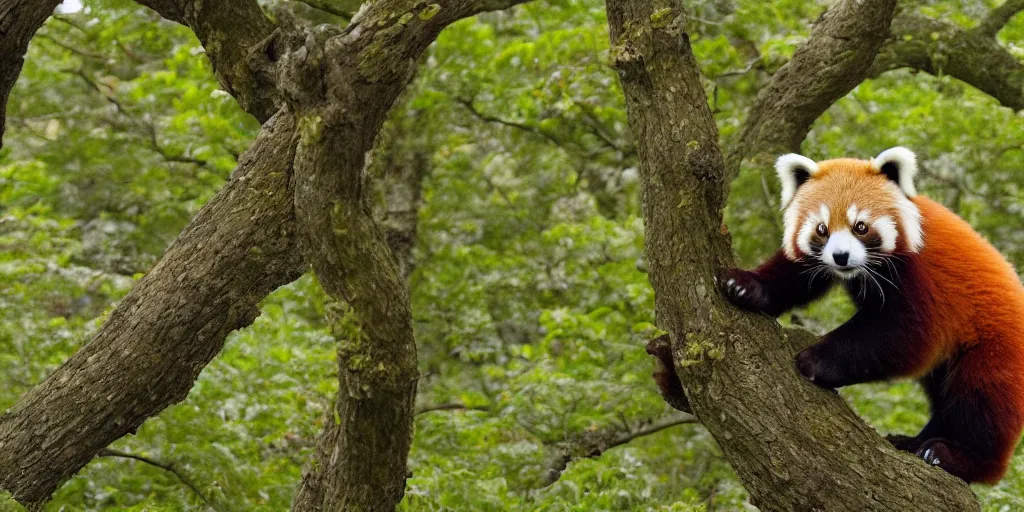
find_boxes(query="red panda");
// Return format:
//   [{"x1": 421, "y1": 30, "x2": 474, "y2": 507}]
[{"x1": 719, "y1": 147, "x2": 1024, "y2": 484}]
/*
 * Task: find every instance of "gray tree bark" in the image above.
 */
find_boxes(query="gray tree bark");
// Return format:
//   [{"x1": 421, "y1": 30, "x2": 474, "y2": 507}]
[
  {"x1": 279, "y1": 0, "x2": 526, "y2": 507},
  {"x1": 605, "y1": 0, "x2": 981, "y2": 509}
]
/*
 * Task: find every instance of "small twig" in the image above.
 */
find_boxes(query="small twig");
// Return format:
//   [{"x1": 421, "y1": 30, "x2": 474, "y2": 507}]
[
  {"x1": 415, "y1": 402, "x2": 490, "y2": 415},
  {"x1": 540, "y1": 414, "x2": 698, "y2": 486},
  {"x1": 975, "y1": 0, "x2": 1024, "y2": 37},
  {"x1": 456, "y1": 97, "x2": 567, "y2": 148},
  {"x1": 97, "y1": 448, "x2": 215, "y2": 509},
  {"x1": 292, "y1": 0, "x2": 353, "y2": 20},
  {"x1": 36, "y1": 33, "x2": 105, "y2": 60},
  {"x1": 146, "y1": 123, "x2": 208, "y2": 167},
  {"x1": 576, "y1": 104, "x2": 633, "y2": 156},
  {"x1": 66, "y1": 68, "x2": 126, "y2": 116},
  {"x1": 713, "y1": 57, "x2": 762, "y2": 81},
  {"x1": 51, "y1": 15, "x2": 88, "y2": 33}
]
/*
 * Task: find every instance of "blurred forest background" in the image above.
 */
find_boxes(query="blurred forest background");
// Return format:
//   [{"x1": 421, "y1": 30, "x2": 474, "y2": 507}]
[{"x1": 1, "y1": 0, "x2": 1023, "y2": 510}]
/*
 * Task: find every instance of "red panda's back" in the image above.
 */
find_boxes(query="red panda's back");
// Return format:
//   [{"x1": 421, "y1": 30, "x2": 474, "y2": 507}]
[{"x1": 914, "y1": 196, "x2": 1024, "y2": 353}]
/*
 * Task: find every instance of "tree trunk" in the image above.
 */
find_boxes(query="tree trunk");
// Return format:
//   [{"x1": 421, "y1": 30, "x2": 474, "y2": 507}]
[
  {"x1": 604, "y1": 0, "x2": 981, "y2": 509},
  {"x1": 290, "y1": 105, "x2": 429, "y2": 511},
  {"x1": 280, "y1": 0, "x2": 526, "y2": 508},
  {"x1": 288, "y1": 113, "x2": 419, "y2": 509}
]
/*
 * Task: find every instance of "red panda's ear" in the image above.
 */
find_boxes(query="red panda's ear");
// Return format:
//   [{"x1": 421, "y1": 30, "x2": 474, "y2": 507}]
[
  {"x1": 871, "y1": 147, "x2": 918, "y2": 197},
  {"x1": 775, "y1": 154, "x2": 819, "y2": 209}
]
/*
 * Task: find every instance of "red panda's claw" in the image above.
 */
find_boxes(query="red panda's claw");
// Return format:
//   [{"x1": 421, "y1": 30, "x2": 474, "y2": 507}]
[
  {"x1": 916, "y1": 439, "x2": 951, "y2": 467},
  {"x1": 717, "y1": 268, "x2": 769, "y2": 313}
]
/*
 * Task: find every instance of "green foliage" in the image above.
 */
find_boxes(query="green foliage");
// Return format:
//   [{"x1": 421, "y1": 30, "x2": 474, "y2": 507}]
[{"x1": 2, "y1": 0, "x2": 1023, "y2": 510}]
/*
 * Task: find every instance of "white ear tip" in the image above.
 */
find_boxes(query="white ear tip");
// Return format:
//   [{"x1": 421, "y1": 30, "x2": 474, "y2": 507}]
[
  {"x1": 775, "y1": 154, "x2": 818, "y2": 208},
  {"x1": 872, "y1": 147, "x2": 918, "y2": 197},
  {"x1": 872, "y1": 147, "x2": 917, "y2": 170},
  {"x1": 775, "y1": 154, "x2": 818, "y2": 173}
]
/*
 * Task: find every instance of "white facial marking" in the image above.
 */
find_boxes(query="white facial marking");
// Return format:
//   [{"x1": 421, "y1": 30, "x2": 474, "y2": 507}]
[
  {"x1": 847, "y1": 205, "x2": 872, "y2": 227},
  {"x1": 795, "y1": 203, "x2": 830, "y2": 256},
  {"x1": 823, "y1": 230, "x2": 867, "y2": 272},
  {"x1": 872, "y1": 215, "x2": 898, "y2": 252},
  {"x1": 782, "y1": 196, "x2": 803, "y2": 259},
  {"x1": 886, "y1": 183, "x2": 924, "y2": 252}
]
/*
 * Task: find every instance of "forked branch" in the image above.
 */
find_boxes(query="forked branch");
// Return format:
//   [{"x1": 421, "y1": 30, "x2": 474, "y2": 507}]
[{"x1": 725, "y1": 0, "x2": 898, "y2": 183}]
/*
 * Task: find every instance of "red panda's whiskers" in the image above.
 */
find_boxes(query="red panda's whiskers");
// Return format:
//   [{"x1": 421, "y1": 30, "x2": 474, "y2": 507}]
[
  {"x1": 864, "y1": 257, "x2": 899, "y2": 289},
  {"x1": 862, "y1": 266, "x2": 888, "y2": 309}
]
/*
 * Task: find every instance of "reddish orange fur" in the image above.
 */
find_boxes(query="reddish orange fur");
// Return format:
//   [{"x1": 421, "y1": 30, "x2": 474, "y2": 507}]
[{"x1": 911, "y1": 197, "x2": 1024, "y2": 481}]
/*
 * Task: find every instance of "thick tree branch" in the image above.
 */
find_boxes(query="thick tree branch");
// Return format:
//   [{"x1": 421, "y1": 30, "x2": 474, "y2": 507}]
[
  {"x1": 132, "y1": 0, "x2": 281, "y2": 122},
  {"x1": 96, "y1": 449, "x2": 214, "y2": 509},
  {"x1": 0, "y1": 111, "x2": 304, "y2": 506},
  {"x1": 976, "y1": 0, "x2": 1024, "y2": 37},
  {"x1": 725, "y1": 0, "x2": 898, "y2": 183},
  {"x1": 0, "y1": 0, "x2": 62, "y2": 151},
  {"x1": 605, "y1": 0, "x2": 979, "y2": 509},
  {"x1": 870, "y1": 12, "x2": 1024, "y2": 112}
]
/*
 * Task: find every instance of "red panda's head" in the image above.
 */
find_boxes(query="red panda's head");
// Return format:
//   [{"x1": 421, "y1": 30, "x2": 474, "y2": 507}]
[{"x1": 777, "y1": 147, "x2": 924, "y2": 278}]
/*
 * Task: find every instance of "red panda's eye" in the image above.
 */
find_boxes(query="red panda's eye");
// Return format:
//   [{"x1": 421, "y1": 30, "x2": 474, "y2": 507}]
[
  {"x1": 854, "y1": 221, "x2": 868, "y2": 235},
  {"x1": 816, "y1": 223, "x2": 828, "y2": 237}
]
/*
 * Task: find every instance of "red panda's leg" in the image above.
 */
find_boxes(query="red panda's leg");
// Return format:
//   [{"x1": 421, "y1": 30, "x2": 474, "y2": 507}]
[
  {"x1": 719, "y1": 249, "x2": 834, "y2": 317},
  {"x1": 887, "y1": 363, "x2": 953, "y2": 453},
  {"x1": 914, "y1": 352, "x2": 1024, "y2": 484},
  {"x1": 794, "y1": 309, "x2": 933, "y2": 389}
]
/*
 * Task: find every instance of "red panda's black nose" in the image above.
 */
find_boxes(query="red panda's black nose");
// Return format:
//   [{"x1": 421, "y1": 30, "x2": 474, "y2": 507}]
[{"x1": 833, "y1": 252, "x2": 849, "y2": 267}]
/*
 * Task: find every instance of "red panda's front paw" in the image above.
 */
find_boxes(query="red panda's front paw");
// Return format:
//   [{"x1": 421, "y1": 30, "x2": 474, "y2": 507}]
[
  {"x1": 795, "y1": 345, "x2": 845, "y2": 389},
  {"x1": 717, "y1": 268, "x2": 770, "y2": 313}
]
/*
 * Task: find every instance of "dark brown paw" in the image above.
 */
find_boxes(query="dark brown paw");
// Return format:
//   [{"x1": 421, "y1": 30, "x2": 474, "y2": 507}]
[
  {"x1": 916, "y1": 438, "x2": 953, "y2": 467},
  {"x1": 717, "y1": 268, "x2": 770, "y2": 313},
  {"x1": 794, "y1": 345, "x2": 845, "y2": 389},
  {"x1": 646, "y1": 335, "x2": 691, "y2": 413},
  {"x1": 886, "y1": 434, "x2": 922, "y2": 453}
]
